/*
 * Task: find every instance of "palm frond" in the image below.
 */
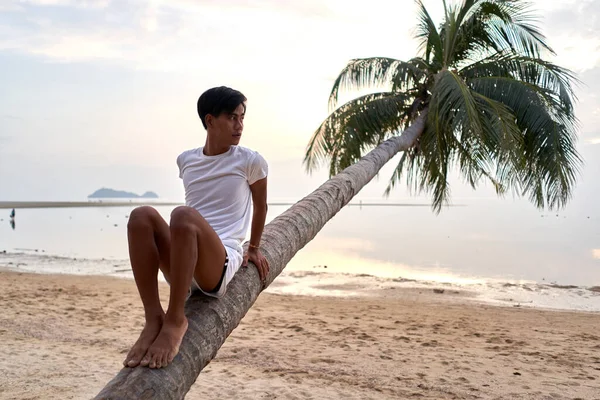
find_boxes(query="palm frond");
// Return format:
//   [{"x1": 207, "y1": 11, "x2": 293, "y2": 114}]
[
  {"x1": 521, "y1": 121, "x2": 582, "y2": 209},
  {"x1": 390, "y1": 57, "x2": 431, "y2": 93},
  {"x1": 481, "y1": 0, "x2": 554, "y2": 58},
  {"x1": 328, "y1": 58, "x2": 426, "y2": 110},
  {"x1": 445, "y1": 1, "x2": 553, "y2": 65},
  {"x1": 454, "y1": 132, "x2": 507, "y2": 194},
  {"x1": 305, "y1": 92, "x2": 412, "y2": 174},
  {"x1": 470, "y1": 91, "x2": 524, "y2": 191},
  {"x1": 460, "y1": 54, "x2": 579, "y2": 116},
  {"x1": 415, "y1": 0, "x2": 443, "y2": 65},
  {"x1": 469, "y1": 74, "x2": 582, "y2": 208},
  {"x1": 430, "y1": 69, "x2": 483, "y2": 137},
  {"x1": 449, "y1": 2, "x2": 501, "y2": 64},
  {"x1": 418, "y1": 110, "x2": 452, "y2": 213}
]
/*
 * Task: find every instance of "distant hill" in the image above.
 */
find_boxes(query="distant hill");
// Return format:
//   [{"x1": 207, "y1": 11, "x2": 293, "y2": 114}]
[{"x1": 88, "y1": 188, "x2": 159, "y2": 199}]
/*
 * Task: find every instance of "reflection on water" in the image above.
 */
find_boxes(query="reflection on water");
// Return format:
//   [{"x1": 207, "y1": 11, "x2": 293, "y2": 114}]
[
  {"x1": 6, "y1": 208, "x2": 16, "y2": 230},
  {"x1": 284, "y1": 245, "x2": 487, "y2": 286}
]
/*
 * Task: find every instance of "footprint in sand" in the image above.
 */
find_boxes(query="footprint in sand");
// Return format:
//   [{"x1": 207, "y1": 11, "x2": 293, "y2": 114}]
[
  {"x1": 309, "y1": 358, "x2": 337, "y2": 364},
  {"x1": 286, "y1": 325, "x2": 304, "y2": 332},
  {"x1": 486, "y1": 336, "x2": 504, "y2": 344},
  {"x1": 358, "y1": 333, "x2": 375, "y2": 341}
]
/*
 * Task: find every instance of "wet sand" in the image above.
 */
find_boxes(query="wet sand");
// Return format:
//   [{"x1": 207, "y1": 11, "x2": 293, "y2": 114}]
[{"x1": 1, "y1": 269, "x2": 599, "y2": 399}]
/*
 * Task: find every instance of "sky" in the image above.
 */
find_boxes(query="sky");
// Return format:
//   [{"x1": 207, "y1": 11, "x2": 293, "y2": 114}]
[{"x1": 1, "y1": 0, "x2": 600, "y2": 208}]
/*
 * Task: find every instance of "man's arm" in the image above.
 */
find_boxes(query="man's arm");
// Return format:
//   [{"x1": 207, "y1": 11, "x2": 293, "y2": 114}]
[
  {"x1": 243, "y1": 177, "x2": 269, "y2": 281},
  {"x1": 248, "y1": 177, "x2": 268, "y2": 247}
]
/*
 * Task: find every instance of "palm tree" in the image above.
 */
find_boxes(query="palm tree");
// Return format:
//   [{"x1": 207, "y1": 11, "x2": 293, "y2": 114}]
[
  {"x1": 305, "y1": 0, "x2": 581, "y2": 212},
  {"x1": 94, "y1": 1, "x2": 580, "y2": 398}
]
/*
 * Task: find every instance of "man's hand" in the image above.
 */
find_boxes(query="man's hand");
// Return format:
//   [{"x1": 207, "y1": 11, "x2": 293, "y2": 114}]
[{"x1": 243, "y1": 247, "x2": 270, "y2": 282}]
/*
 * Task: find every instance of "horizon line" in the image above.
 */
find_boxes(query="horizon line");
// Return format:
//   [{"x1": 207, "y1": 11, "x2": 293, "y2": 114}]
[{"x1": 0, "y1": 201, "x2": 462, "y2": 210}]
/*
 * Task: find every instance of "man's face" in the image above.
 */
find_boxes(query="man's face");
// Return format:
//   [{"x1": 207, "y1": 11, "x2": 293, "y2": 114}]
[{"x1": 211, "y1": 103, "x2": 245, "y2": 146}]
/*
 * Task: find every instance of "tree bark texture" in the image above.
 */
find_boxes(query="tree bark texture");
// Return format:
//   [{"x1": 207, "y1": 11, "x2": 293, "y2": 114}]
[{"x1": 94, "y1": 111, "x2": 427, "y2": 400}]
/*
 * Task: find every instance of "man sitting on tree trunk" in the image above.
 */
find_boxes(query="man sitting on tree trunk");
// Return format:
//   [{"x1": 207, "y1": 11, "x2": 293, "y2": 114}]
[{"x1": 123, "y1": 86, "x2": 270, "y2": 369}]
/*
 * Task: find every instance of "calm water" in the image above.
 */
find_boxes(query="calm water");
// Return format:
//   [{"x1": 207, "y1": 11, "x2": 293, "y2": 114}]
[{"x1": 1, "y1": 199, "x2": 600, "y2": 311}]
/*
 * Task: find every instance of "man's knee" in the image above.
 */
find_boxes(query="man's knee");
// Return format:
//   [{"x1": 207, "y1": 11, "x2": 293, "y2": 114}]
[
  {"x1": 170, "y1": 206, "x2": 199, "y2": 233},
  {"x1": 128, "y1": 206, "x2": 158, "y2": 231}
]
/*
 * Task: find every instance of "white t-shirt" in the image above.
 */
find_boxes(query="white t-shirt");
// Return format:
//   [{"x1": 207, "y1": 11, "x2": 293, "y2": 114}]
[{"x1": 176, "y1": 145, "x2": 268, "y2": 257}]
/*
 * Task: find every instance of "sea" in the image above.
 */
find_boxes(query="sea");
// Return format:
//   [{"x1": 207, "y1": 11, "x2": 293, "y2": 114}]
[{"x1": 1, "y1": 197, "x2": 599, "y2": 312}]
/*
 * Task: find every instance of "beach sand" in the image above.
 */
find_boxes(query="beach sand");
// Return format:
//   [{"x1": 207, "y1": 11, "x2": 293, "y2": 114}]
[{"x1": 1, "y1": 270, "x2": 599, "y2": 399}]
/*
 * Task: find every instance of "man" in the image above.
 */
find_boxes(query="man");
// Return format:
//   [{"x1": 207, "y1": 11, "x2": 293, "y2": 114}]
[{"x1": 123, "y1": 86, "x2": 269, "y2": 369}]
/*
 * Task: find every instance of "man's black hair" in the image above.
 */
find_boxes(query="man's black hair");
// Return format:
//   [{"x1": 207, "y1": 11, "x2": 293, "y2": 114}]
[{"x1": 197, "y1": 86, "x2": 247, "y2": 129}]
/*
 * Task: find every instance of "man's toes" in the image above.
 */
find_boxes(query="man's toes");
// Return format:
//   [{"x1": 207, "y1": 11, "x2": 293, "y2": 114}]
[
  {"x1": 140, "y1": 354, "x2": 151, "y2": 367},
  {"x1": 123, "y1": 350, "x2": 136, "y2": 366},
  {"x1": 127, "y1": 354, "x2": 142, "y2": 368},
  {"x1": 155, "y1": 355, "x2": 163, "y2": 369},
  {"x1": 167, "y1": 351, "x2": 176, "y2": 365},
  {"x1": 150, "y1": 353, "x2": 161, "y2": 369}
]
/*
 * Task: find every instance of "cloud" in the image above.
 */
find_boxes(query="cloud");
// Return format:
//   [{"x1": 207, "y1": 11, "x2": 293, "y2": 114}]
[
  {"x1": 0, "y1": 2, "x2": 24, "y2": 11},
  {"x1": 542, "y1": 0, "x2": 600, "y2": 71},
  {"x1": 0, "y1": 135, "x2": 13, "y2": 144},
  {"x1": 574, "y1": 66, "x2": 600, "y2": 138},
  {"x1": 0, "y1": 0, "x2": 418, "y2": 80},
  {"x1": 155, "y1": 0, "x2": 338, "y2": 19},
  {"x1": 545, "y1": 0, "x2": 600, "y2": 34},
  {"x1": 2, "y1": 114, "x2": 24, "y2": 120},
  {"x1": 17, "y1": 0, "x2": 111, "y2": 8}
]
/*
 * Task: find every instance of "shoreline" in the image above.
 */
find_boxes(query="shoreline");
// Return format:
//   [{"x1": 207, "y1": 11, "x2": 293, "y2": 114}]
[
  {"x1": 2, "y1": 269, "x2": 599, "y2": 399},
  {"x1": 2, "y1": 249, "x2": 600, "y2": 313},
  {"x1": 3, "y1": 265, "x2": 599, "y2": 316}
]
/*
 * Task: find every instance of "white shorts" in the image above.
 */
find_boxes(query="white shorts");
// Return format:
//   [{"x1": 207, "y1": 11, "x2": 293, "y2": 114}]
[{"x1": 189, "y1": 245, "x2": 243, "y2": 299}]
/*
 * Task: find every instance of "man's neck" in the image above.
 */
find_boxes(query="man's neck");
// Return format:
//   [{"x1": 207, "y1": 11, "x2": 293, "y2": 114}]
[{"x1": 203, "y1": 139, "x2": 231, "y2": 156}]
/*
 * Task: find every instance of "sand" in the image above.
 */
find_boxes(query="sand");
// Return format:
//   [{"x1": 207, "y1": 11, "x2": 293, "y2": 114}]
[{"x1": 1, "y1": 270, "x2": 599, "y2": 400}]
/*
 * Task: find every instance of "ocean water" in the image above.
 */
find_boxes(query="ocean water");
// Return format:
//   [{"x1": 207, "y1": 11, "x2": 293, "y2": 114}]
[{"x1": 1, "y1": 198, "x2": 599, "y2": 311}]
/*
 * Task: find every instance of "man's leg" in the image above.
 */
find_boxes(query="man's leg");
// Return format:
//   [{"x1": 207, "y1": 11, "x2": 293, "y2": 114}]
[
  {"x1": 141, "y1": 206, "x2": 226, "y2": 369},
  {"x1": 123, "y1": 206, "x2": 171, "y2": 368}
]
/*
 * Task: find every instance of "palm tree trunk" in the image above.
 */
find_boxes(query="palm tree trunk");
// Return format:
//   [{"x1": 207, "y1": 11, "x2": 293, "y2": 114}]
[{"x1": 94, "y1": 109, "x2": 428, "y2": 400}]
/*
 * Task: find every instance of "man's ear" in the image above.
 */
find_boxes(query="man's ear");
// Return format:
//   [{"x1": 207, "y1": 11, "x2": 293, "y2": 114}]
[{"x1": 205, "y1": 114, "x2": 213, "y2": 128}]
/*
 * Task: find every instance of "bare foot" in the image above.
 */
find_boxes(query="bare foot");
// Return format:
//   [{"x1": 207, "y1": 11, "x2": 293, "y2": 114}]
[
  {"x1": 140, "y1": 316, "x2": 188, "y2": 369},
  {"x1": 123, "y1": 315, "x2": 164, "y2": 368}
]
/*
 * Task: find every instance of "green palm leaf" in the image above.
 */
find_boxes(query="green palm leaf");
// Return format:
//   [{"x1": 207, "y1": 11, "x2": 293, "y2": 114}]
[
  {"x1": 328, "y1": 58, "x2": 428, "y2": 110},
  {"x1": 468, "y1": 74, "x2": 582, "y2": 207},
  {"x1": 416, "y1": 0, "x2": 444, "y2": 65},
  {"x1": 461, "y1": 54, "x2": 578, "y2": 114},
  {"x1": 305, "y1": 92, "x2": 413, "y2": 174}
]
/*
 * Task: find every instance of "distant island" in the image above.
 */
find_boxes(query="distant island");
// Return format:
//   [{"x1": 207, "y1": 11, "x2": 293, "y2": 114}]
[{"x1": 88, "y1": 188, "x2": 159, "y2": 199}]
